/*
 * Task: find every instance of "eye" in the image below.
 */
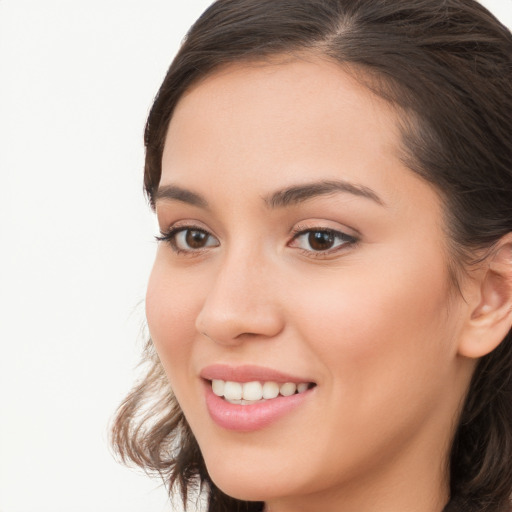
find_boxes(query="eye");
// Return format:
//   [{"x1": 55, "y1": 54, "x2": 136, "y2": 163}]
[
  {"x1": 289, "y1": 228, "x2": 357, "y2": 254},
  {"x1": 156, "y1": 226, "x2": 219, "y2": 253}
]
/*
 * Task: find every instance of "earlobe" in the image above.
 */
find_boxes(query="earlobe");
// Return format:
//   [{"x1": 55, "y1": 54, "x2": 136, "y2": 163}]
[{"x1": 458, "y1": 235, "x2": 512, "y2": 359}]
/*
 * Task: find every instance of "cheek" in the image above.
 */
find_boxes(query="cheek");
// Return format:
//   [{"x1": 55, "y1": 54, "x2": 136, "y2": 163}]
[
  {"x1": 288, "y1": 247, "x2": 457, "y2": 396},
  {"x1": 145, "y1": 256, "x2": 201, "y2": 379},
  {"x1": 279, "y1": 251, "x2": 462, "y2": 469}
]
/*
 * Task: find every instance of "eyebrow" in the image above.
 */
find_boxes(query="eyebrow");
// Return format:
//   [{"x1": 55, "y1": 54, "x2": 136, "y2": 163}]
[
  {"x1": 154, "y1": 185, "x2": 209, "y2": 208},
  {"x1": 154, "y1": 179, "x2": 384, "y2": 209},
  {"x1": 265, "y1": 179, "x2": 385, "y2": 208}
]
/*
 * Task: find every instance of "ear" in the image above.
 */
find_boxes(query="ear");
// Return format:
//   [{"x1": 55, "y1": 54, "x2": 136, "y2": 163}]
[{"x1": 458, "y1": 234, "x2": 512, "y2": 359}]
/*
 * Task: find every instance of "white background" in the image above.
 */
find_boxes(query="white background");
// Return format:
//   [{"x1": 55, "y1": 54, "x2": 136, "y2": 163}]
[{"x1": 1, "y1": 1, "x2": 511, "y2": 511}]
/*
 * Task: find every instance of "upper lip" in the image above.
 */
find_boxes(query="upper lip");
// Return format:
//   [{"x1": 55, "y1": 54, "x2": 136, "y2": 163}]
[{"x1": 200, "y1": 364, "x2": 315, "y2": 384}]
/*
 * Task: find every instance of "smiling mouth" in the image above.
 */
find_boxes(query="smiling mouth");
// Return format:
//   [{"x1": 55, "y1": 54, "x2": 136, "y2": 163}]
[{"x1": 210, "y1": 379, "x2": 316, "y2": 405}]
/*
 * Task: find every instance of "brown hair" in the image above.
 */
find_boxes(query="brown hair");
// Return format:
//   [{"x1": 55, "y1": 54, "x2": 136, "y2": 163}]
[{"x1": 112, "y1": 1, "x2": 512, "y2": 511}]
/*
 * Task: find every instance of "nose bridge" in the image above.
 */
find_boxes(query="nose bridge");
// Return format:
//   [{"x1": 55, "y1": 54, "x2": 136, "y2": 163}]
[{"x1": 195, "y1": 245, "x2": 283, "y2": 344}]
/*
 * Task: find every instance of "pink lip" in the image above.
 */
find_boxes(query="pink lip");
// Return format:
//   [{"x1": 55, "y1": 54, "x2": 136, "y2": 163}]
[
  {"x1": 200, "y1": 365, "x2": 316, "y2": 432},
  {"x1": 203, "y1": 381, "x2": 314, "y2": 432},
  {"x1": 200, "y1": 364, "x2": 314, "y2": 384}
]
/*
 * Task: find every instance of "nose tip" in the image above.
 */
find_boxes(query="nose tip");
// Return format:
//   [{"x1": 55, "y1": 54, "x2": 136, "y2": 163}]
[
  {"x1": 194, "y1": 262, "x2": 284, "y2": 345},
  {"x1": 196, "y1": 299, "x2": 284, "y2": 346}
]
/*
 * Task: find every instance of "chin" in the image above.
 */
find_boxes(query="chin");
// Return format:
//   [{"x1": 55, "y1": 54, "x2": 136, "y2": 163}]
[{"x1": 203, "y1": 456, "x2": 291, "y2": 502}]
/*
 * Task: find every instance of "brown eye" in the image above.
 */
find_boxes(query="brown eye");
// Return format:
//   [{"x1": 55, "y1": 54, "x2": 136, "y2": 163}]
[
  {"x1": 308, "y1": 231, "x2": 335, "y2": 251},
  {"x1": 185, "y1": 229, "x2": 210, "y2": 249},
  {"x1": 290, "y1": 228, "x2": 357, "y2": 254},
  {"x1": 158, "y1": 227, "x2": 220, "y2": 252}
]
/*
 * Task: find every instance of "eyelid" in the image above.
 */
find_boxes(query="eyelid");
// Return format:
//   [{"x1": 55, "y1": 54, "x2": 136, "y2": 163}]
[
  {"x1": 156, "y1": 222, "x2": 220, "y2": 254},
  {"x1": 291, "y1": 221, "x2": 360, "y2": 238},
  {"x1": 288, "y1": 223, "x2": 358, "y2": 256}
]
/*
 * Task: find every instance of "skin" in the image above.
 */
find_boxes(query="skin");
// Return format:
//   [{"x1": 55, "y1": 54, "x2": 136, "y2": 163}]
[{"x1": 146, "y1": 57, "x2": 479, "y2": 512}]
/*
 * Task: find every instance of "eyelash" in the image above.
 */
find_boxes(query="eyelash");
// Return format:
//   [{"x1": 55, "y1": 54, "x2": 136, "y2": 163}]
[
  {"x1": 289, "y1": 226, "x2": 358, "y2": 257},
  {"x1": 155, "y1": 225, "x2": 216, "y2": 255},
  {"x1": 156, "y1": 224, "x2": 358, "y2": 257}
]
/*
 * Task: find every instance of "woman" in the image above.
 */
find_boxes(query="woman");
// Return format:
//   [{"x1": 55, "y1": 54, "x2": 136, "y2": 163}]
[{"x1": 112, "y1": 1, "x2": 512, "y2": 511}]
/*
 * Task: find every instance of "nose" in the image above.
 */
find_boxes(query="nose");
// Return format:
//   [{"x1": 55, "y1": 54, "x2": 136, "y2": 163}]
[{"x1": 195, "y1": 251, "x2": 284, "y2": 346}]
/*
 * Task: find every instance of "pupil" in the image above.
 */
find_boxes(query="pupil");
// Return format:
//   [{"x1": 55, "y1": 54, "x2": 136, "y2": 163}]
[
  {"x1": 186, "y1": 230, "x2": 207, "y2": 248},
  {"x1": 308, "y1": 231, "x2": 334, "y2": 251}
]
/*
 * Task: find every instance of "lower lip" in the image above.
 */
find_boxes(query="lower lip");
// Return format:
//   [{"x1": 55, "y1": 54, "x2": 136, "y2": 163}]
[{"x1": 204, "y1": 381, "x2": 313, "y2": 432}]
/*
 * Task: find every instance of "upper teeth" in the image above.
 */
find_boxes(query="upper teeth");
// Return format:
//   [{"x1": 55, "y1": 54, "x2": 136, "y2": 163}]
[{"x1": 212, "y1": 379, "x2": 310, "y2": 402}]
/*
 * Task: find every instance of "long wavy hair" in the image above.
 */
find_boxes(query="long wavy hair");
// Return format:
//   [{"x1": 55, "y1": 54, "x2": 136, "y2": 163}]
[{"x1": 111, "y1": 1, "x2": 512, "y2": 511}]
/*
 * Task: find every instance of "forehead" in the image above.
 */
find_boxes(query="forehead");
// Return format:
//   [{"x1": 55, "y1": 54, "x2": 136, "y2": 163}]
[
  {"x1": 164, "y1": 58, "x2": 400, "y2": 174},
  {"x1": 168, "y1": 56, "x2": 399, "y2": 138},
  {"x1": 159, "y1": 57, "x2": 438, "y2": 223}
]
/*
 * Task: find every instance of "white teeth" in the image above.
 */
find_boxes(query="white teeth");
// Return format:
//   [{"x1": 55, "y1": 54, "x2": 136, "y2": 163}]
[
  {"x1": 242, "y1": 381, "x2": 263, "y2": 401},
  {"x1": 225, "y1": 399, "x2": 260, "y2": 405},
  {"x1": 297, "y1": 382, "x2": 308, "y2": 393},
  {"x1": 223, "y1": 381, "x2": 243, "y2": 400},
  {"x1": 279, "y1": 382, "x2": 297, "y2": 397},
  {"x1": 212, "y1": 379, "x2": 225, "y2": 397},
  {"x1": 262, "y1": 381, "x2": 280, "y2": 399},
  {"x1": 211, "y1": 379, "x2": 311, "y2": 402}
]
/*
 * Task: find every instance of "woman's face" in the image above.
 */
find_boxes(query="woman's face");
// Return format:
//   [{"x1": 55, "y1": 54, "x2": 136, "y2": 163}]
[{"x1": 146, "y1": 58, "x2": 474, "y2": 510}]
